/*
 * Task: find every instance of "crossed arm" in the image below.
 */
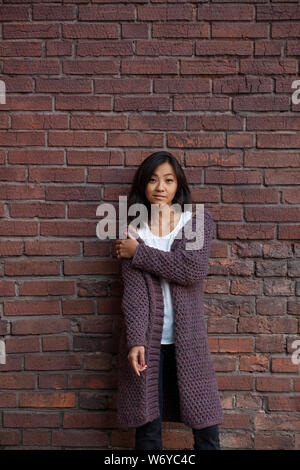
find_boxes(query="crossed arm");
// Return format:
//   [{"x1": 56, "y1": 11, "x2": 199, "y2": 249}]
[{"x1": 130, "y1": 211, "x2": 214, "y2": 286}]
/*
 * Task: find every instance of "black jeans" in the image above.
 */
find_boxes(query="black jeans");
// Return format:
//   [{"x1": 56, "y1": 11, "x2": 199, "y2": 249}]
[{"x1": 135, "y1": 343, "x2": 220, "y2": 450}]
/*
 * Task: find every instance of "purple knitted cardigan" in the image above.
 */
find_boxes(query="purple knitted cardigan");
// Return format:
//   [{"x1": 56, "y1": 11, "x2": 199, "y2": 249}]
[{"x1": 117, "y1": 207, "x2": 223, "y2": 430}]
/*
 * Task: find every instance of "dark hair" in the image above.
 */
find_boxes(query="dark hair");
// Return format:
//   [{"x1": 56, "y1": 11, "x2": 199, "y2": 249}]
[{"x1": 126, "y1": 151, "x2": 193, "y2": 226}]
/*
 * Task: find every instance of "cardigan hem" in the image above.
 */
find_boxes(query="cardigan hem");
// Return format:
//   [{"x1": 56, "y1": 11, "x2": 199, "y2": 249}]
[{"x1": 117, "y1": 414, "x2": 223, "y2": 431}]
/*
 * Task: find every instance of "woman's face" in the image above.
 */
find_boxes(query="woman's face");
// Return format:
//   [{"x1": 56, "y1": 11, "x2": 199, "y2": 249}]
[{"x1": 145, "y1": 161, "x2": 178, "y2": 208}]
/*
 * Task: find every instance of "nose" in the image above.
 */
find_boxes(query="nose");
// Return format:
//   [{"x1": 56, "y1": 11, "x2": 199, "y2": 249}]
[{"x1": 156, "y1": 180, "x2": 165, "y2": 191}]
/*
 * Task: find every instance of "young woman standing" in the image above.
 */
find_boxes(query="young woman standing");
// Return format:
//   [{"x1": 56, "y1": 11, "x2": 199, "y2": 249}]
[{"x1": 115, "y1": 151, "x2": 223, "y2": 450}]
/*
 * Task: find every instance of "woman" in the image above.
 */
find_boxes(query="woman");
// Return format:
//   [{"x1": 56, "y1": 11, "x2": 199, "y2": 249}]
[{"x1": 114, "y1": 151, "x2": 223, "y2": 450}]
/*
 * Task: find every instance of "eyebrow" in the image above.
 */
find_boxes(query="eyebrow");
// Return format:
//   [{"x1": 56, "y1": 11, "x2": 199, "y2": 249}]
[{"x1": 151, "y1": 173, "x2": 175, "y2": 177}]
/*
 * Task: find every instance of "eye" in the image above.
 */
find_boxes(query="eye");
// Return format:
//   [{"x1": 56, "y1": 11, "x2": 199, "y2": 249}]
[{"x1": 148, "y1": 178, "x2": 174, "y2": 183}]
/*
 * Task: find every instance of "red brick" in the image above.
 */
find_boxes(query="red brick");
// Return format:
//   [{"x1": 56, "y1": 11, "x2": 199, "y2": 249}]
[
  {"x1": 220, "y1": 432, "x2": 252, "y2": 450},
  {"x1": 25, "y1": 354, "x2": 81, "y2": 371},
  {"x1": 108, "y1": 132, "x2": 163, "y2": 147},
  {"x1": 79, "y1": 4, "x2": 135, "y2": 21},
  {"x1": 52, "y1": 430, "x2": 107, "y2": 447},
  {"x1": 63, "y1": 59, "x2": 118, "y2": 75},
  {"x1": 256, "y1": 377, "x2": 290, "y2": 392},
  {"x1": 221, "y1": 413, "x2": 251, "y2": 429},
  {"x1": 255, "y1": 413, "x2": 300, "y2": 431},
  {"x1": 3, "y1": 412, "x2": 59, "y2": 428},
  {"x1": 3, "y1": 23, "x2": 59, "y2": 39},
  {"x1": 19, "y1": 281, "x2": 75, "y2": 296},
  {"x1": 63, "y1": 412, "x2": 117, "y2": 428},
  {"x1": 138, "y1": 5, "x2": 193, "y2": 21},
  {"x1": 122, "y1": 23, "x2": 148, "y2": 39},
  {"x1": 168, "y1": 133, "x2": 224, "y2": 148},
  {"x1": 46, "y1": 41, "x2": 72, "y2": 57},
  {"x1": 20, "y1": 392, "x2": 75, "y2": 408},
  {"x1": 122, "y1": 58, "x2": 177, "y2": 75},
  {"x1": 6, "y1": 337, "x2": 40, "y2": 353},
  {"x1": 255, "y1": 335, "x2": 285, "y2": 353},
  {"x1": 272, "y1": 23, "x2": 300, "y2": 38},
  {"x1": 233, "y1": 96, "x2": 289, "y2": 111},
  {"x1": 0, "y1": 430, "x2": 20, "y2": 446},
  {"x1": 238, "y1": 317, "x2": 297, "y2": 334},
  {"x1": 245, "y1": 151, "x2": 300, "y2": 167},
  {"x1": 198, "y1": 5, "x2": 254, "y2": 21},
  {"x1": 235, "y1": 393, "x2": 262, "y2": 411},
  {"x1": 33, "y1": 5, "x2": 75, "y2": 21},
  {"x1": 42, "y1": 335, "x2": 69, "y2": 352},
  {"x1": 67, "y1": 374, "x2": 117, "y2": 389},
  {"x1": 240, "y1": 59, "x2": 297, "y2": 74},
  {"x1": 254, "y1": 40, "x2": 282, "y2": 56},
  {"x1": 0, "y1": 282, "x2": 15, "y2": 297},
  {"x1": 3, "y1": 59, "x2": 59, "y2": 75},
  {"x1": 255, "y1": 433, "x2": 294, "y2": 450},
  {"x1": 136, "y1": 40, "x2": 192, "y2": 56},
  {"x1": 268, "y1": 396, "x2": 300, "y2": 411},
  {"x1": 23, "y1": 430, "x2": 49, "y2": 446},
  {"x1": 12, "y1": 319, "x2": 70, "y2": 335},
  {"x1": 38, "y1": 374, "x2": 65, "y2": 390},
  {"x1": 196, "y1": 40, "x2": 252, "y2": 55},
  {"x1": 218, "y1": 224, "x2": 275, "y2": 240},
  {"x1": 0, "y1": 6, "x2": 29, "y2": 21},
  {"x1": 245, "y1": 206, "x2": 300, "y2": 222},
  {"x1": 223, "y1": 187, "x2": 277, "y2": 203},
  {"x1": 153, "y1": 23, "x2": 209, "y2": 39},
  {"x1": 0, "y1": 41, "x2": 42, "y2": 57},
  {"x1": 271, "y1": 357, "x2": 299, "y2": 373},
  {"x1": 4, "y1": 299, "x2": 60, "y2": 316},
  {"x1": 257, "y1": 5, "x2": 300, "y2": 20},
  {"x1": 0, "y1": 374, "x2": 35, "y2": 389},
  {"x1": 181, "y1": 59, "x2": 238, "y2": 75},
  {"x1": 174, "y1": 96, "x2": 230, "y2": 111},
  {"x1": 0, "y1": 392, "x2": 17, "y2": 408},
  {"x1": 63, "y1": 24, "x2": 119, "y2": 39},
  {"x1": 214, "y1": 77, "x2": 272, "y2": 93},
  {"x1": 212, "y1": 22, "x2": 267, "y2": 38},
  {"x1": 78, "y1": 41, "x2": 134, "y2": 57},
  {"x1": 240, "y1": 355, "x2": 269, "y2": 372},
  {"x1": 258, "y1": 135, "x2": 300, "y2": 149},
  {"x1": 227, "y1": 133, "x2": 254, "y2": 148},
  {"x1": 218, "y1": 375, "x2": 254, "y2": 391}
]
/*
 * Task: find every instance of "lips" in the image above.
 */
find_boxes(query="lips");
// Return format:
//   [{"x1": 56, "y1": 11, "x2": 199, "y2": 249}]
[{"x1": 153, "y1": 195, "x2": 165, "y2": 198}]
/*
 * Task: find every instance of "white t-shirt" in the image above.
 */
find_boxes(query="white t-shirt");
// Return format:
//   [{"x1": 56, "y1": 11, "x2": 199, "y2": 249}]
[{"x1": 136, "y1": 210, "x2": 193, "y2": 344}]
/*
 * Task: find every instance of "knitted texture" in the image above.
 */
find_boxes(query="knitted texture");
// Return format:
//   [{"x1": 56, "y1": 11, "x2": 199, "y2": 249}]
[{"x1": 117, "y1": 208, "x2": 223, "y2": 430}]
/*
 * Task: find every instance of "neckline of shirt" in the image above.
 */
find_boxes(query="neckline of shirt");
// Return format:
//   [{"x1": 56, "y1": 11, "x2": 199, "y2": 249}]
[{"x1": 144, "y1": 210, "x2": 191, "y2": 239}]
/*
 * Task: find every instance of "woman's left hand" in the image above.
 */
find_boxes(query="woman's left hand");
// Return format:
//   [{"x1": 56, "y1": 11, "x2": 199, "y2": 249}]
[{"x1": 114, "y1": 230, "x2": 139, "y2": 259}]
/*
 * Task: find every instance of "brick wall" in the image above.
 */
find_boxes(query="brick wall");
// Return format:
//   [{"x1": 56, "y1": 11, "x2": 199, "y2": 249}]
[{"x1": 0, "y1": 0, "x2": 300, "y2": 450}]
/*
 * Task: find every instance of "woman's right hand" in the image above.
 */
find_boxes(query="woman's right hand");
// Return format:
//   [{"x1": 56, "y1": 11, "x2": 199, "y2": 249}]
[{"x1": 127, "y1": 346, "x2": 148, "y2": 376}]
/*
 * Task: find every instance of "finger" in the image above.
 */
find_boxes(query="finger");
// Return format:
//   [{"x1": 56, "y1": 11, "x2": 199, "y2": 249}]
[
  {"x1": 140, "y1": 349, "x2": 145, "y2": 368},
  {"x1": 133, "y1": 357, "x2": 140, "y2": 376},
  {"x1": 137, "y1": 350, "x2": 147, "y2": 372},
  {"x1": 130, "y1": 354, "x2": 140, "y2": 376}
]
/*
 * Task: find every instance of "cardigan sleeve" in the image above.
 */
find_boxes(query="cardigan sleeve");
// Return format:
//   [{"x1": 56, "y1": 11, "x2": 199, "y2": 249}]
[
  {"x1": 120, "y1": 257, "x2": 149, "y2": 351},
  {"x1": 131, "y1": 210, "x2": 214, "y2": 286}
]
